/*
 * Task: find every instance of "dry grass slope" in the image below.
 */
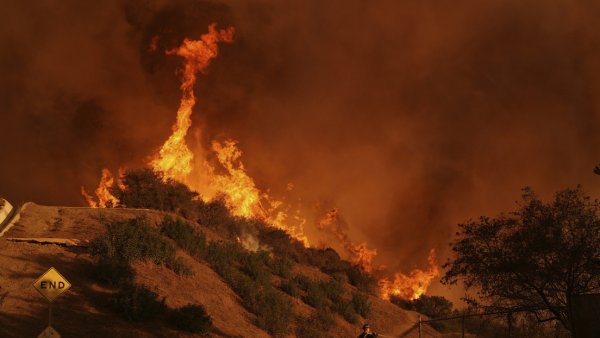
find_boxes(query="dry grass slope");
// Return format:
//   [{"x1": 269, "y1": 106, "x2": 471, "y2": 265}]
[{"x1": 0, "y1": 203, "x2": 440, "y2": 337}]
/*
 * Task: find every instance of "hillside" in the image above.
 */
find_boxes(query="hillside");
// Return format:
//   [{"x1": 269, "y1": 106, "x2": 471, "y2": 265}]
[{"x1": 0, "y1": 202, "x2": 440, "y2": 337}]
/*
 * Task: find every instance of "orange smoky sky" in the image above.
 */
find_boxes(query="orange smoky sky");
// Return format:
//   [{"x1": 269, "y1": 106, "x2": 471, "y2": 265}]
[{"x1": 2, "y1": 0, "x2": 600, "y2": 301}]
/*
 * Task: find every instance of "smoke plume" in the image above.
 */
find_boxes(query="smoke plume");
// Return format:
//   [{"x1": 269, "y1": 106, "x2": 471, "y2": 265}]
[{"x1": 2, "y1": 0, "x2": 600, "y2": 300}]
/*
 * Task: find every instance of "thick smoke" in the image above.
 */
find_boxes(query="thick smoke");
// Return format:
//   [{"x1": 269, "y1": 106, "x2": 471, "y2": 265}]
[{"x1": 2, "y1": 0, "x2": 600, "y2": 299}]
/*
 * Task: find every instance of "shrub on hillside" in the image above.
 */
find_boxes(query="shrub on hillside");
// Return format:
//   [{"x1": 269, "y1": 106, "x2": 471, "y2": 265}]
[
  {"x1": 259, "y1": 228, "x2": 307, "y2": 263},
  {"x1": 294, "y1": 277, "x2": 344, "y2": 309},
  {"x1": 351, "y1": 292, "x2": 371, "y2": 318},
  {"x1": 94, "y1": 258, "x2": 135, "y2": 287},
  {"x1": 259, "y1": 229, "x2": 353, "y2": 275},
  {"x1": 268, "y1": 256, "x2": 293, "y2": 278},
  {"x1": 202, "y1": 240, "x2": 292, "y2": 335},
  {"x1": 254, "y1": 288, "x2": 294, "y2": 336},
  {"x1": 391, "y1": 294, "x2": 453, "y2": 319},
  {"x1": 320, "y1": 279, "x2": 344, "y2": 303},
  {"x1": 160, "y1": 216, "x2": 206, "y2": 257},
  {"x1": 196, "y1": 198, "x2": 231, "y2": 229},
  {"x1": 390, "y1": 296, "x2": 412, "y2": 311},
  {"x1": 296, "y1": 308, "x2": 336, "y2": 337},
  {"x1": 259, "y1": 228, "x2": 364, "y2": 286},
  {"x1": 170, "y1": 304, "x2": 212, "y2": 334},
  {"x1": 280, "y1": 279, "x2": 301, "y2": 297},
  {"x1": 391, "y1": 294, "x2": 456, "y2": 333},
  {"x1": 307, "y1": 248, "x2": 351, "y2": 274},
  {"x1": 227, "y1": 217, "x2": 264, "y2": 241},
  {"x1": 229, "y1": 270, "x2": 262, "y2": 306},
  {"x1": 166, "y1": 256, "x2": 194, "y2": 276},
  {"x1": 240, "y1": 251, "x2": 271, "y2": 284},
  {"x1": 91, "y1": 217, "x2": 175, "y2": 264},
  {"x1": 313, "y1": 308, "x2": 336, "y2": 330},
  {"x1": 222, "y1": 267, "x2": 292, "y2": 335},
  {"x1": 416, "y1": 295, "x2": 453, "y2": 319},
  {"x1": 333, "y1": 299, "x2": 358, "y2": 324},
  {"x1": 332, "y1": 271, "x2": 349, "y2": 284},
  {"x1": 91, "y1": 217, "x2": 192, "y2": 276},
  {"x1": 346, "y1": 265, "x2": 377, "y2": 293},
  {"x1": 293, "y1": 274, "x2": 312, "y2": 291},
  {"x1": 196, "y1": 199, "x2": 269, "y2": 242},
  {"x1": 303, "y1": 281, "x2": 329, "y2": 309},
  {"x1": 112, "y1": 168, "x2": 199, "y2": 218},
  {"x1": 204, "y1": 241, "x2": 245, "y2": 273},
  {"x1": 295, "y1": 319, "x2": 321, "y2": 338},
  {"x1": 111, "y1": 285, "x2": 166, "y2": 321}
]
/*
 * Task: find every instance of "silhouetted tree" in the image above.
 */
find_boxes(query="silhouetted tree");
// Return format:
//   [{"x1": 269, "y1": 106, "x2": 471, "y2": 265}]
[{"x1": 443, "y1": 186, "x2": 600, "y2": 332}]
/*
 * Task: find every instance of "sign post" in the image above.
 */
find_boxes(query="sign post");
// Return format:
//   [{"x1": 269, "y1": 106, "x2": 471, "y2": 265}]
[{"x1": 33, "y1": 267, "x2": 71, "y2": 338}]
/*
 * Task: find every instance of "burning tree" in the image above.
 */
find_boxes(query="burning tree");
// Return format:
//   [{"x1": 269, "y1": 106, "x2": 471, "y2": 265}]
[{"x1": 442, "y1": 186, "x2": 600, "y2": 333}]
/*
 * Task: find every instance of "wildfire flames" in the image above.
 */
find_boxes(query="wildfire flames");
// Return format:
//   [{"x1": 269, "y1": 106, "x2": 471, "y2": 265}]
[
  {"x1": 378, "y1": 249, "x2": 440, "y2": 301},
  {"x1": 205, "y1": 140, "x2": 266, "y2": 218},
  {"x1": 81, "y1": 23, "x2": 438, "y2": 301},
  {"x1": 316, "y1": 208, "x2": 440, "y2": 300},
  {"x1": 150, "y1": 24, "x2": 235, "y2": 182},
  {"x1": 198, "y1": 139, "x2": 309, "y2": 245},
  {"x1": 81, "y1": 168, "x2": 119, "y2": 208},
  {"x1": 317, "y1": 208, "x2": 378, "y2": 272}
]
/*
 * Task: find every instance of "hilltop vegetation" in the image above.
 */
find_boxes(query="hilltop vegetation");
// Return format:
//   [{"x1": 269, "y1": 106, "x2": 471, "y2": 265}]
[
  {"x1": 94, "y1": 168, "x2": 380, "y2": 336},
  {"x1": 92, "y1": 169, "x2": 592, "y2": 337},
  {"x1": 0, "y1": 169, "x2": 442, "y2": 337}
]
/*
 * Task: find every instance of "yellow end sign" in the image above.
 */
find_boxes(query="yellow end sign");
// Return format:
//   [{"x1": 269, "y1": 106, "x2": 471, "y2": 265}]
[
  {"x1": 38, "y1": 326, "x2": 60, "y2": 338},
  {"x1": 33, "y1": 267, "x2": 71, "y2": 302}
]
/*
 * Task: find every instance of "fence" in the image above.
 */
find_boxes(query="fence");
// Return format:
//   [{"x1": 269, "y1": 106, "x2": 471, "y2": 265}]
[{"x1": 399, "y1": 308, "x2": 570, "y2": 338}]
